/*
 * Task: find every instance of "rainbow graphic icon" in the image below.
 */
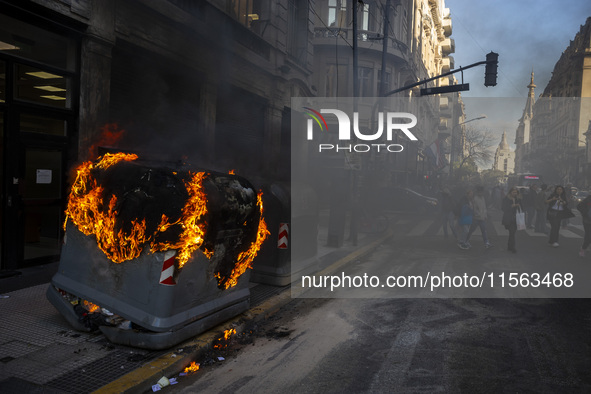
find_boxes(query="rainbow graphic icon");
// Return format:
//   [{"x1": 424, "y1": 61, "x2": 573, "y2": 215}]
[{"x1": 303, "y1": 107, "x2": 328, "y2": 139}]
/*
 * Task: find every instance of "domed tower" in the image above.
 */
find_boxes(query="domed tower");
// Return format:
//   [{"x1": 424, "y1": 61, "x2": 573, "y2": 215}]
[{"x1": 493, "y1": 131, "x2": 515, "y2": 175}]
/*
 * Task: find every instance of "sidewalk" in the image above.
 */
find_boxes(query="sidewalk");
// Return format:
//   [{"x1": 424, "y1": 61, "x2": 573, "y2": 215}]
[{"x1": 0, "y1": 222, "x2": 390, "y2": 393}]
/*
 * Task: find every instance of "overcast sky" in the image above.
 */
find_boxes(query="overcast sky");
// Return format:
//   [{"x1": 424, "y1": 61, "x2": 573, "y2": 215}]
[{"x1": 444, "y1": 0, "x2": 591, "y2": 148}]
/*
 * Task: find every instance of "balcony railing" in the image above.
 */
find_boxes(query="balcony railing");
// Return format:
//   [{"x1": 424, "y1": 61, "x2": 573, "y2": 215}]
[{"x1": 313, "y1": 27, "x2": 408, "y2": 56}]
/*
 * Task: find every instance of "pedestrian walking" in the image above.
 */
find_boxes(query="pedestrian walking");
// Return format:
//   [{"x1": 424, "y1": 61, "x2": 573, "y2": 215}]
[
  {"x1": 437, "y1": 187, "x2": 457, "y2": 240},
  {"x1": 546, "y1": 185, "x2": 571, "y2": 247},
  {"x1": 577, "y1": 194, "x2": 591, "y2": 257},
  {"x1": 461, "y1": 185, "x2": 493, "y2": 249},
  {"x1": 457, "y1": 189, "x2": 474, "y2": 250},
  {"x1": 502, "y1": 187, "x2": 522, "y2": 253},
  {"x1": 534, "y1": 184, "x2": 548, "y2": 233}
]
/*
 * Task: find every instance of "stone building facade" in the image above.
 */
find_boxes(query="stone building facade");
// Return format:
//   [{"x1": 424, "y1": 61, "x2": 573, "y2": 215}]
[
  {"x1": 310, "y1": 0, "x2": 460, "y2": 186},
  {"x1": 516, "y1": 17, "x2": 591, "y2": 185}
]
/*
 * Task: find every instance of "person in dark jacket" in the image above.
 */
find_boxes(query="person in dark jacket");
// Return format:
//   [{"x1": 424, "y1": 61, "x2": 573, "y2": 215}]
[
  {"x1": 546, "y1": 185, "x2": 569, "y2": 247},
  {"x1": 502, "y1": 187, "x2": 521, "y2": 253},
  {"x1": 577, "y1": 194, "x2": 591, "y2": 257}
]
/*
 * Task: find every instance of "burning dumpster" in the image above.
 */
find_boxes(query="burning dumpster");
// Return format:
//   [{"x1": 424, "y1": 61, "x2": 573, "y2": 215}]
[{"x1": 47, "y1": 153, "x2": 268, "y2": 349}]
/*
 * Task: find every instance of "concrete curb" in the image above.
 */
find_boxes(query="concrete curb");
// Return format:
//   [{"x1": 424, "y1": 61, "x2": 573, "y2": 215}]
[{"x1": 92, "y1": 231, "x2": 392, "y2": 394}]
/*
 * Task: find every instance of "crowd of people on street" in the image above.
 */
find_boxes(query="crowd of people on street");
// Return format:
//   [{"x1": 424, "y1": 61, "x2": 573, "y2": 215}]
[{"x1": 437, "y1": 183, "x2": 591, "y2": 256}]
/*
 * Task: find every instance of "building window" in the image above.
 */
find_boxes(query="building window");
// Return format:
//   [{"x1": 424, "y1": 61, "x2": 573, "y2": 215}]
[
  {"x1": 358, "y1": 1, "x2": 372, "y2": 31},
  {"x1": 15, "y1": 64, "x2": 72, "y2": 109},
  {"x1": 287, "y1": 0, "x2": 309, "y2": 66},
  {"x1": 328, "y1": 0, "x2": 347, "y2": 28},
  {"x1": 230, "y1": 0, "x2": 262, "y2": 30}
]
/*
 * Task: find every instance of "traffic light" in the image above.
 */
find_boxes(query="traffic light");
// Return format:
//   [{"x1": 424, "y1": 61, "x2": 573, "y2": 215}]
[{"x1": 484, "y1": 51, "x2": 499, "y2": 87}]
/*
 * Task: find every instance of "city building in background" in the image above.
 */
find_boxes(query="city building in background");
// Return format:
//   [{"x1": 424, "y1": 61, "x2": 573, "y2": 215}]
[
  {"x1": 492, "y1": 131, "x2": 515, "y2": 175},
  {"x1": 515, "y1": 17, "x2": 591, "y2": 186},
  {"x1": 514, "y1": 72, "x2": 536, "y2": 174}
]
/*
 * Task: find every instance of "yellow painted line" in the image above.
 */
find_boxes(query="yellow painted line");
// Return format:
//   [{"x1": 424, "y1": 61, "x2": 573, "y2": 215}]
[{"x1": 93, "y1": 289, "x2": 292, "y2": 394}]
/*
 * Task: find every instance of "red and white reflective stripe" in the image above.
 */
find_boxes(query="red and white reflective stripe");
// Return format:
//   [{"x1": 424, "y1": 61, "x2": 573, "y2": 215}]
[
  {"x1": 159, "y1": 250, "x2": 177, "y2": 286},
  {"x1": 278, "y1": 223, "x2": 289, "y2": 249}
]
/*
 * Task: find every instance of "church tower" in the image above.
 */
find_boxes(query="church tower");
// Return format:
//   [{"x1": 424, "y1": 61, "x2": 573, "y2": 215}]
[
  {"x1": 493, "y1": 131, "x2": 515, "y2": 175},
  {"x1": 514, "y1": 71, "x2": 536, "y2": 172}
]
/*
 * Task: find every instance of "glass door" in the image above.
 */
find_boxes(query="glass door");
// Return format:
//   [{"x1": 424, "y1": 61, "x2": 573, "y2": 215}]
[
  {"x1": 16, "y1": 113, "x2": 68, "y2": 266},
  {"x1": 21, "y1": 145, "x2": 65, "y2": 263}
]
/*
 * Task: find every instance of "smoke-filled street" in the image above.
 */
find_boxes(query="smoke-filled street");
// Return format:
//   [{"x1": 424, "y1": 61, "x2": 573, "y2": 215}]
[{"x1": 166, "y1": 208, "x2": 591, "y2": 393}]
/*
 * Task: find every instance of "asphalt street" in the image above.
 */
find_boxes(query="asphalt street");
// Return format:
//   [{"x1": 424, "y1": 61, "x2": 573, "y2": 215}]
[{"x1": 163, "y1": 209, "x2": 591, "y2": 393}]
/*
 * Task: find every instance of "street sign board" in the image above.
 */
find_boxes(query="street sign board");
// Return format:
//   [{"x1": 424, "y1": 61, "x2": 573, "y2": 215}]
[{"x1": 420, "y1": 83, "x2": 470, "y2": 96}]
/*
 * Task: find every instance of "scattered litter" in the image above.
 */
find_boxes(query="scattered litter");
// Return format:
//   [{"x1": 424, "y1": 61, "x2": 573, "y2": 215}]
[
  {"x1": 217, "y1": 356, "x2": 225, "y2": 361},
  {"x1": 151, "y1": 384, "x2": 161, "y2": 392},
  {"x1": 179, "y1": 372, "x2": 187, "y2": 376},
  {"x1": 169, "y1": 378, "x2": 178, "y2": 385},
  {"x1": 101, "y1": 308, "x2": 114, "y2": 316},
  {"x1": 0, "y1": 295, "x2": 9, "y2": 299},
  {"x1": 157, "y1": 376, "x2": 170, "y2": 388}
]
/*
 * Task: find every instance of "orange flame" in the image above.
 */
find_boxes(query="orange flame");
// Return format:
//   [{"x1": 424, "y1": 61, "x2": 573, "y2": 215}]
[
  {"x1": 150, "y1": 172, "x2": 209, "y2": 268},
  {"x1": 228, "y1": 169, "x2": 235, "y2": 175},
  {"x1": 65, "y1": 153, "x2": 148, "y2": 262},
  {"x1": 65, "y1": 154, "x2": 210, "y2": 265},
  {"x1": 216, "y1": 193, "x2": 269, "y2": 289},
  {"x1": 183, "y1": 361, "x2": 200, "y2": 373},
  {"x1": 214, "y1": 328, "x2": 237, "y2": 349},
  {"x1": 83, "y1": 300, "x2": 100, "y2": 313},
  {"x1": 65, "y1": 154, "x2": 268, "y2": 288}
]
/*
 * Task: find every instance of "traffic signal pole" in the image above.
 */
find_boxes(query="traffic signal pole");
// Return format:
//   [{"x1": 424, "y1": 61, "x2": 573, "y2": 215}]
[{"x1": 383, "y1": 51, "x2": 499, "y2": 96}]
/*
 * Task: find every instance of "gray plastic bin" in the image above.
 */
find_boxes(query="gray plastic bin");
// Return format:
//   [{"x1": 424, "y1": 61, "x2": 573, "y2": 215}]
[
  {"x1": 47, "y1": 224, "x2": 249, "y2": 350},
  {"x1": 47, "y1": 156, "x2": 264, "y2": 349}
]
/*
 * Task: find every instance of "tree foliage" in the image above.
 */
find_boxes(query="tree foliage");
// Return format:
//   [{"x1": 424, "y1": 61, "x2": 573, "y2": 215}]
[{"x1": 452, "y1": 126, "x2": 496, "y2": 181}]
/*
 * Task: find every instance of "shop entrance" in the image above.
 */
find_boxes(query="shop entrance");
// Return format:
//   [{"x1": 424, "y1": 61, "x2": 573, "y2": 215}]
[{"x1": 0, "y1": 12, "x2": 78, "y2": 270}]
